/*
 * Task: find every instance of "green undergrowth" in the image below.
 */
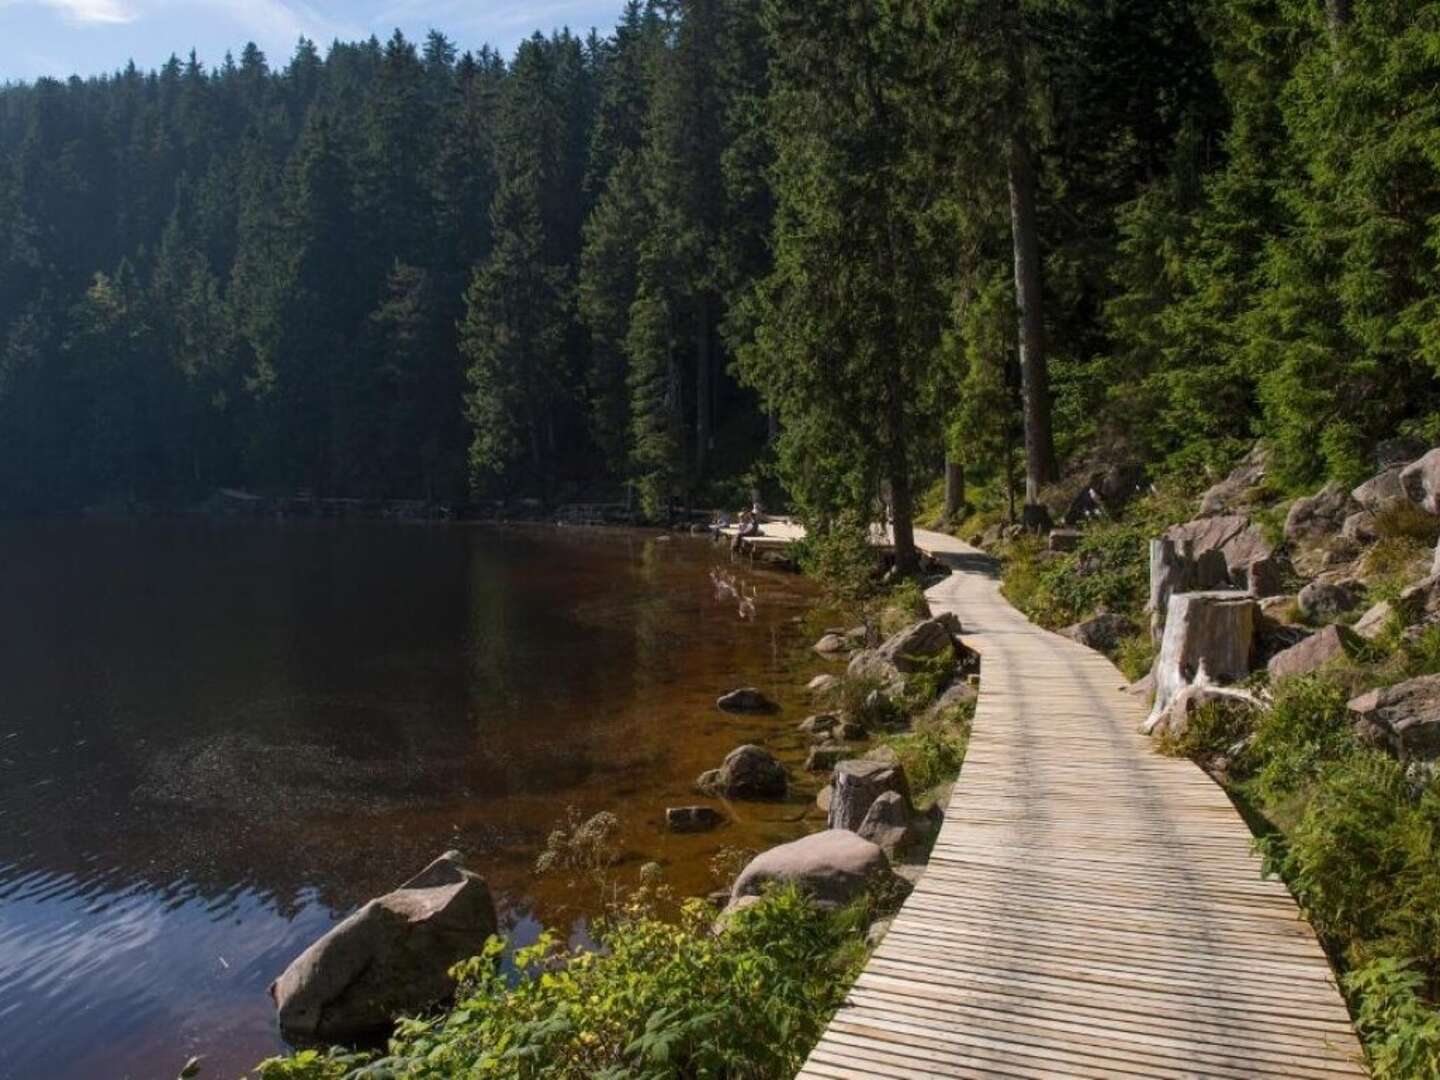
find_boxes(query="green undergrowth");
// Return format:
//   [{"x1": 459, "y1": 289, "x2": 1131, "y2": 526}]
[
  {"x1": 878, "y1": 703, "x2": 973, "y2": 797},
  {"x1": 1000, "y1": 522, "x2": 1148, "y2": 630},
  {"x1": 257, "y1": 885, "x2": 872, "y2": 1080}
]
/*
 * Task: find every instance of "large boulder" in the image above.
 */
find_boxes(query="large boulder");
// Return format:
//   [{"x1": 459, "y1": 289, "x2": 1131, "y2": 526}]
[
  {"x1": 1354, "y1": 600, "x2": 1396, "y2": 641},
  {"x1": 729, "y1": 829, "x2": 903, "y2": 909},
  {"x1": 1198, "y1": 443, "x2": 1269, "y2": 517},
  {"x1": 1163, "y1": 515, "x2": 1280, "y2": 596},
  {"x1": 813, "y1": 634, "x2": 850, "y2": 656},
  {"x1": 1267, "y1": 624, "x2": 1361, "y2": 682},
  {"x1": 696, "y1": 745, "x2": 787, "y2": 800},
  {"x1": 1352, "y1": 464, "x2": 1409, "y2": 514},
  {"x1": 876, "y1": 613, "x2": 963, "y2": 674},
  {"x1": 846, "y1": 648, "x2": 904, "y2": 688},
  {"x1": 828, "y1": 758, "x2": 912, "y2": 832},
  {"x1": 1062, "y1": 612, "x2": 1135, "y2": 654},
  {"x1": 1297, "y1": 578, "x2": 1363, "y2": 622},
  {"x1": 1063, "y1": 463, "x2": 1149, "y2": 525},
  {"x1": 1400, "y1": 575, "x2": 1440, "y2": 622},
  {"x1": 1348, "y1": 676, "x2": 1440, "y2": 761},
  {"x1": 1400, "y1": 449, "x2": 1440, "y2": 515},
  {"x1": 1144, "y1": 591, "x2": 1257, "y2": 735},
  {"x1": 271, "y1": 851, "x2": 497, "y2": 1040},
  {"x1": 716, "y1": 688, "x2": 776, "y2": 714},
  {"x1": 1342, "y1": 511, "x2": 1380, "y2": 546},
  {"x1": 856, "y1": 791, "x2": 919, "y2": 858},
  {"x1": 1285, "y1": 482, "x2": 1359, "y2": 545}
]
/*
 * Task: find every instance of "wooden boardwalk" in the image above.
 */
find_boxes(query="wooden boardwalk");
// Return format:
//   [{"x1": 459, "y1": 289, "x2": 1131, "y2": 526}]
[{"x1": 799, "y1": 530, "x2": 1366, "y2": 1079}]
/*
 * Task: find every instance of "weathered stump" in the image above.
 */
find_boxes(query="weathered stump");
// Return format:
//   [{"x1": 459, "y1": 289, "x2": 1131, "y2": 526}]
[{"x1": 1143, "y1": 591, "x2": 1257, "y2": 735}]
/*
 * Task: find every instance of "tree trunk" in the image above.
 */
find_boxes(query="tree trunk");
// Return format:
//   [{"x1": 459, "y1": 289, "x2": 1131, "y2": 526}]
[
  {"x1": 1326, "y1": 0, "x2": 1349, "y2": 71},
  {"x1": 694, "y1": 294, "x2": 711, "y2": 483},
  {"x1": 1003, "y1": 18, "x2": 1056, "y2": 512},
  {"x1": 944, "y1": 459, "x2": 965, "y2": 521}
]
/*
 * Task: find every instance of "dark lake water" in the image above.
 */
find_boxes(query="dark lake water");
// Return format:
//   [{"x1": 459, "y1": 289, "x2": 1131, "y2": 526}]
[{"x1": 0, "y1": 520, "x2": 826, "y2": 1080}]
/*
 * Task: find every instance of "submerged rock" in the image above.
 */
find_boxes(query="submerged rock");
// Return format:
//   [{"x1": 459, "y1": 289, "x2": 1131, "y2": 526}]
[
  {"x1": 806, "y1": 674, "x2": 842, "y2": 698},
  {"x1": 666, "y1": 806, "x2": 725, "y2": 833},
  {"x1": 813, "y1": 634, "x2": 850, "y2": 656},
  {"x1": 729, "y1": 829, "x2": 903, "y2": 909},
  {"x1": 716, "y1": 687, "x2": 776, "y2": 714},
  {"x1": 271, "y1": 851, "x2": 497, "y2": 1040},
  {"x1": 697, "y1": 744, "x2": 787, "y2": 800}
]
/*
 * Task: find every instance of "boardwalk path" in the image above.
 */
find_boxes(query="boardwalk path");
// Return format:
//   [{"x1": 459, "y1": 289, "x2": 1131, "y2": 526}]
[{"x1": 798, "y1": 528, "x2": 1365, "y2": 1079}]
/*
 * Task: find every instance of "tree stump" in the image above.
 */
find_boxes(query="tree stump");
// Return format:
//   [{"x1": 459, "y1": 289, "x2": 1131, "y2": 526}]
[
  {"x1": 1147, "y1": 538, "x2": 1229, "y2": 642},
  {"x1": 1143, "y1": 591, "x2": 1257, "y2": 734}
]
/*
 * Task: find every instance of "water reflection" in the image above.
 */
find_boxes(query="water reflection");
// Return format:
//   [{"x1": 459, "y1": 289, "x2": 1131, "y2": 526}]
[{"x1": 0, "y1": 520, "x2": 821, "y2": 1079}]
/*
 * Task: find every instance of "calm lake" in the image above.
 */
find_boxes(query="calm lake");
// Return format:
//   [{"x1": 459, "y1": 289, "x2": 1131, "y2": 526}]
[{"x1": 0, "y1": 520, "x2": 825, "y2": 1080}]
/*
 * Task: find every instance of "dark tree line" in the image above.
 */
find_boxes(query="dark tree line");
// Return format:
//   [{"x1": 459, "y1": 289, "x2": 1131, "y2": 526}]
[{"x1": 4, "y1": 1, "x2": 1440, "y2": 555}]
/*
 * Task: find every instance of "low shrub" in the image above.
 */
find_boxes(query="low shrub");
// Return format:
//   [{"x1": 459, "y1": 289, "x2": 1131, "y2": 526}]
[
  {"x1": 1243, "y1": 675, "x2": 1358, "y2": 805},
  {"x1": 257, "y1": 885, "x2": 868, "y2": 1080},
  {"x1": 1000, "y1": 524, "x2": 1148, "y2": 630},
  {"x1": 1116, "y1": 631, "x2": 1157, "y2": 683},
  {"x1": 1153, "y1": 699, "x2": 1256, "y2": 762},
  {"x1": 1347, "y1": 957, "x2": 1440, "y2": 1079},
  {"x1": 879, "y1": 705, "x2": 973, "y2": 796},
  {"x1": 1373, "y1": 503, "x2": 1440, "y2": 547}
]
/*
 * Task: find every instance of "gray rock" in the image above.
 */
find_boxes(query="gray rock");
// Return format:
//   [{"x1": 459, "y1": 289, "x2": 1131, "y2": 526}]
[
  {"x1": 1349, "y1": 676, "x2": 1440, "y2": 761},
  {"x1": 813, "y1": 634, "x2": 850, "y2": 656},
  {"x1": 696, "y1": 745, "x2": 787, "y2": 800},
  {"x1": 1354, "y1": 601, "x2": 1396, "y2": 641},
  {"x1": 271, "y1": 851, "x2": 497, "y2": 1040},
  {"x1": 666, "y1": 806, "x2": 726, "y2": 833},
  {"x1": 797, "y1": 713, "x2": 840, "y2": 736},
  {"x1": 716, "y1": 687, "x2": 776, "y2": 714},
  {"x1": 835, "y1": 720, "x2": 868, "y2": 741},
  {"x1": 1401, "y1": 575, "x2": 1440, "y2": 622},
  {"x1": 806, "y1": 674, "x2": 841, "y2": 698},
  {"x1": 1298, "y1": 578, "x2": 1363, "y2": 621},
  {"x1": 856, "y1": 790, "x2": 917, "y2": 857},
  {"x1": 1352, "y1": 464, "x2": 1409, "y2": 514},
  {"x1": 1163, "y1": 515, "x2": 1279, "y2": 596},
  {"x1": 1062, "y1": 612, "x2": 1136, "y2": 654},
  {"x1": 805, "y1": 743, "x2": 852, "y2": 772},
  {"x1": 929, "y1": 679, "x2": 979, "y2": 714},
  {"x1": 874, "y1": 614, "x2": 963, "y2": 674},
  {"x1": 1199, "y1": 443, "x2": 1269, "y2": 517},
  {"x1": 1433, "y1": 539, "x2": 1440, "y2": 579},
  {"x1": 866, "y1": 917, "x2": 895, "y2": 948},
  {"x1": 1284, "y1": 482, "x2": 1359, "y2": 544},
  {"x1": 730, "y1": 829, "x2": 903, "y2": 909},
  {"x1": 1342, "y1": 511, "x2": 1380, "y2": 546},
  {"x1": 828, "y1": 758, "x2": 912, "y2": 832},
  {"x1": 846, "y1": 648, "x2": 904, "y2": 688},
  {"x1": 1400, "y1": 448, "x2": 1440, "y2": 514},
  {"x1": 1267, "y1": 624, "x2": 1362, "y2": 681}
]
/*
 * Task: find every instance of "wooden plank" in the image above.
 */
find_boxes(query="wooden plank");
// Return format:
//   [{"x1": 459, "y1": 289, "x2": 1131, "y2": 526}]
[{"x1": 795, "y1": 527, "x2": 1366, "y2": 1078}]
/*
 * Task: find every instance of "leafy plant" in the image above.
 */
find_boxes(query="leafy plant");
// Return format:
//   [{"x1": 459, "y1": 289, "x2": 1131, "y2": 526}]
[
  {"x1": 258, "y1": 885, "x2": 869, "y2": 1080},
  {"x1": 879, "y1": 706, "x2": 972, "y2": 796},
  {"x1": 1346, "y1": 958, "x2": 1440, "y2": 1080}
]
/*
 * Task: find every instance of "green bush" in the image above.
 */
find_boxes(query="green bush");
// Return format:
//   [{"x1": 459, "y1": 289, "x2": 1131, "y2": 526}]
[
  {"x1": 1001, "y1": 524, "x2": 1148, "y2": 629},
  {"x1": 1153, "y1": 699, "x2": 1256, "y2": 761},
  {"x1": 1347, "y1": 958, "x2": 1440, "y2": 1079},
  {"x1": 257, "y1": 886, "x2": 867, "y2": 1080},
  {"x1": 879, "y1": 706, "x2": 973, "y2": 796},
  {"x1": 1244, "y1": 675, "x2": 1359, "y2": 805}
]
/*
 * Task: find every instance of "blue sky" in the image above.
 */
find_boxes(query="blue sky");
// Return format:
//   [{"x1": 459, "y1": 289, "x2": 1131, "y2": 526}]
[{"x1": 0, "y1": 0, "x2": 626, "y2": 81}]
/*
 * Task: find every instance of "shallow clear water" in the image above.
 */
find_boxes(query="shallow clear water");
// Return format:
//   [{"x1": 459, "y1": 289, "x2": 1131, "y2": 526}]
[{"x1": 0, "y1": 520, "x2": 825, "y2": 1079}]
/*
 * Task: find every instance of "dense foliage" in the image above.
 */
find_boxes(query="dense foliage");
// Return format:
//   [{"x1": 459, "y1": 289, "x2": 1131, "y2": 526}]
[
  {"x1": 6, "y1": 2, "x2": 1440, "y2": 525},
  {"x1": 256, "y1": 885, "x2": 869, "y2": 1080}
]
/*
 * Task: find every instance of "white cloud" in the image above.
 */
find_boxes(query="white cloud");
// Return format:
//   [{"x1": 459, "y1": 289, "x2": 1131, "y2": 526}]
[{"x1": 41, "y1": 0, "x2": 135, "y2": 24}]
